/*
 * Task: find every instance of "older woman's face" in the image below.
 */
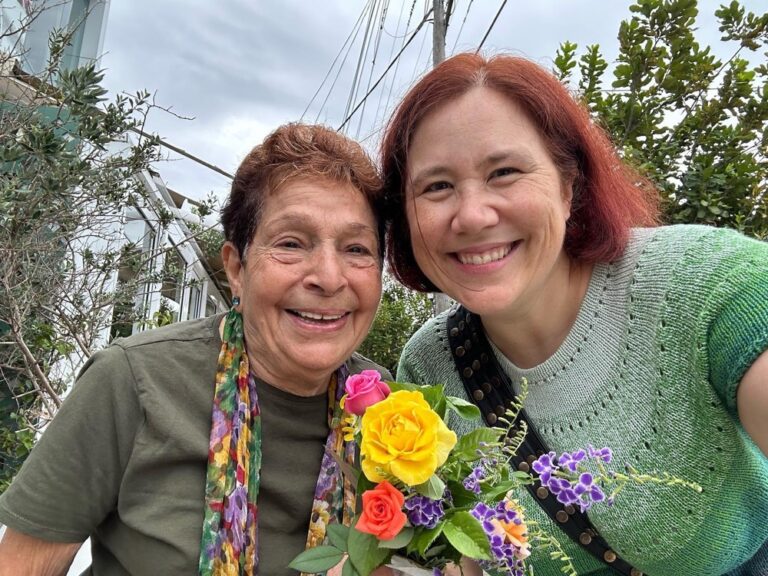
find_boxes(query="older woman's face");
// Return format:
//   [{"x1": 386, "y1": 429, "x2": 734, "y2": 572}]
[
  {"x1": 224, "y1": 178, "x2": 382, "y2": 394},
  {"x1": 405, "y1": 87, "x2": 573, "y2": 319}
]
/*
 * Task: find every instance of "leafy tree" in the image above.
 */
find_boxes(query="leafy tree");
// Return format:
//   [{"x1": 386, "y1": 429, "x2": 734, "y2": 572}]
[
  {"x1": 553, "y1": 0, "x2": 767, "y2": 238},
  {"x1": 358, "y1": 277, "x2": 433, "y2": 378},
  {"x1": 0, "y1": 14, "x2": 219, "y2": 491}
]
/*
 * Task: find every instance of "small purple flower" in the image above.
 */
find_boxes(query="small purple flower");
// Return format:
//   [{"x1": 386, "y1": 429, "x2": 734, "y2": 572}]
[
  {"x1": 531, "y1": 451, "x2": 556, "y2": 474},
  {"x1": 588, "y1": 444, "x2": 613, "y2": 463},
  {"x1": 558, "y1": 449, "x2": 586, "y2": 472},
  {"x1": 463, "y1": 464, "x2": 487, "y2": 494},
  {"x1": 471, "y1": 501, "x2": 529, "y2": 576},
  {"x1": 404, "y1": 494, "x2": 445, "y2": 529},
  {"x1": 471, "y1": 502, "x2": 493, "y2": 522}
]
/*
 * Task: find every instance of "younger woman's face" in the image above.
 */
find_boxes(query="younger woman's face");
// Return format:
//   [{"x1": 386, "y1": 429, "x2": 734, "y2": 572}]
[{"x1": 405, "y1": 87, "x2": 574, "y2": 320}]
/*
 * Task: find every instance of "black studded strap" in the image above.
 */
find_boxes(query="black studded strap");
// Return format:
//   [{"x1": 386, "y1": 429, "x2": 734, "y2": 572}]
[{"x1": 446, "y1": 305, "x2": 640, "y2": 576}]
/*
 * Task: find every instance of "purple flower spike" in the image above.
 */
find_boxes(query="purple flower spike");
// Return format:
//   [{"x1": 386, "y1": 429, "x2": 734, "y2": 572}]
[
  {"x1": 404, "y1": 494, "x2": 445, "y2": 529},
  {"x1": 463, "y1": 464, "x2": 487, "y2": 494}
]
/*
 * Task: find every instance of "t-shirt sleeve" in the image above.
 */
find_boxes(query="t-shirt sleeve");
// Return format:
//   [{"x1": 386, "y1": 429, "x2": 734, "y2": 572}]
[
  {"x1": 706, "y1": 231, "x2": 768, "y2": 414},
  {"x1": 0, "y1": 344, "x2": 143, "y2": 542}
]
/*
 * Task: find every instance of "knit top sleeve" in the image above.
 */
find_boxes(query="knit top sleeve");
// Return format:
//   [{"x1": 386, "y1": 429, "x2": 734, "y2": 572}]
[{"x1": 703, "y1": 228, "x2": 768, "y2": 413}]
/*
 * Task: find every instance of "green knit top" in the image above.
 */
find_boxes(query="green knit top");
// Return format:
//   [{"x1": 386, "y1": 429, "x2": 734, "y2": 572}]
[{"x1": 397, "y1": 225, "x2": 768, "y2": 576}]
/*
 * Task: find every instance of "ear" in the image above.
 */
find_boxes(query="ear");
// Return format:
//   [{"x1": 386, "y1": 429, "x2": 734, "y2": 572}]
[
  {"x1": 222, "y1": 241, "x2": 245, "y2": 301},
  {"x1": 561, "y1": 176, "x2": 575, "y2": 220}
]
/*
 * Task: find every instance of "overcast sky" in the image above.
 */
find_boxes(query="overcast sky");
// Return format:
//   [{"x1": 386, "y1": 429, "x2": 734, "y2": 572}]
[{"x1": 97, "y1": 0, "x2": 762, "y2": 207}]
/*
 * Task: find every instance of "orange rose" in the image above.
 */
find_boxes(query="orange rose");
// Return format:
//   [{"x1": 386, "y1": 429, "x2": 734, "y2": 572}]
[{"x1": 355, "y1": 481, "x2": 407, "y2": 541}]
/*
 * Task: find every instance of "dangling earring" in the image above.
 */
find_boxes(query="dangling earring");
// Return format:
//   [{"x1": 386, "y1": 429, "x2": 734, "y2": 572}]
[{"x1": 232, "y1": 296, "x2": 241, "y2": 307}]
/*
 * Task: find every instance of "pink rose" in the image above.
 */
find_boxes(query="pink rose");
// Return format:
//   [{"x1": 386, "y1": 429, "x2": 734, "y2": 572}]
[{"x1": 344, "y1": 370, "x2": 390, "y2": 415}]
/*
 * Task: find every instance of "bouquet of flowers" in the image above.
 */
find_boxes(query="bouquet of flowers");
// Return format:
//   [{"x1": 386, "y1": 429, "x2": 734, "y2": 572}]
[{"x1": 290, "y1": 371, "x2": 700, "y2": 576}]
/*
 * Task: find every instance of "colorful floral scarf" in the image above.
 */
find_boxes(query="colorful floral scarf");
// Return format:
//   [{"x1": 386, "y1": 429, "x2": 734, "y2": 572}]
[{"x1": 198, "y1": 309, "x2": 357, "y2": 575}]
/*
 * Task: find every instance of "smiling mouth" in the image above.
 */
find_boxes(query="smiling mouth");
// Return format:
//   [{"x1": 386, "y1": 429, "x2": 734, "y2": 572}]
[
  {"x1": 288, "y1": 310, "x2": 349, "y2": 323},
  {"x1": 455, "y1": 242, "x2": 517, "y2": 265}
]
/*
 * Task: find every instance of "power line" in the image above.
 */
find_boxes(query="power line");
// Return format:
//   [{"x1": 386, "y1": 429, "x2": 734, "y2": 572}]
[
  {"x1": 354, "y1": 0, "x2": 391, "y2": 138},
  {"x1": 475, "y1": 0, "x2": 508, "y2": 53},
  {"x1": 300, "y1": 1, "x2": 372, "y2": 122},
  {"x1": 373, "y1": 0, "x2": 408, "y2": 130},
  {"x1": 342, "y1": 0, "x2": 380, "y2": 131},
  {"x1": 450, "y1": 0, "x2": 474, "y2": 54},
  {"x1": 337, "y1": 7, "x2": 434, "y2": 132}
]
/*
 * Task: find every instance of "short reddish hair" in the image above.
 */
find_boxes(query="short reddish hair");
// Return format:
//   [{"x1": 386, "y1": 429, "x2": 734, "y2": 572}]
[
  {"x1": 381, "y1": 53, "x2": 660, "y2": 292},
  {"x1": 222, "y1": 123, "x2": 383, "y2": 260}
]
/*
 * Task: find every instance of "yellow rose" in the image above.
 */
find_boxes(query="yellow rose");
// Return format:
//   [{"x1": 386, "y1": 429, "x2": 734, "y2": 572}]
[{"x1": 360, "y1": 390, "x2": 457, "y2": 486}]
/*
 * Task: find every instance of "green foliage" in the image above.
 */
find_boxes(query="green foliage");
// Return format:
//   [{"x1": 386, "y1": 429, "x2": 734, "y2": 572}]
[
  {"x1": 441, "y1": 511, "x2": 492, "y2": 561},
  {"x1": 357, "y1": 277, "x2": 433, "y2": 377},
  {"x1": 553, "y1": 0, "x2": 768, "y2": 239},
  {"x1": 1, "y1": 25, "x2": 162, "y2": 490}
]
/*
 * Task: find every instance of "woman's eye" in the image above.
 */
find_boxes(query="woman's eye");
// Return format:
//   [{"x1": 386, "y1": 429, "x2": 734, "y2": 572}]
[
  {"x1": 491, "y1": 167, "x2": 519, "y2": 179},
  {"x1": 424, "y1": 181, "x2": 452, "y2": 194},
  {"x1": 277, "y1": 239, "x2": 302, "y2": 249}
]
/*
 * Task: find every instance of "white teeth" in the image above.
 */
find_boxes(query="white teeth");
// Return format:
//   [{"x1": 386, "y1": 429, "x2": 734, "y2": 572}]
[
  {"x1": 457, "y1": 246, "x2": 511, "y2": 265},
  {"x1": 296, "y1": 311, "x2": 345, "y2": 321}
]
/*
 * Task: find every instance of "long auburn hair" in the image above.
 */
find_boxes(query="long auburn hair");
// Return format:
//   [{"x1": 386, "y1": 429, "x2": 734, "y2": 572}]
[{"x1": 381, "y1": 53, "x2": 660, "y2": 292}]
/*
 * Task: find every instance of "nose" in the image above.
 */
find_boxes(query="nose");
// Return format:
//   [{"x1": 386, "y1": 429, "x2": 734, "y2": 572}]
[
  {"x1": 450, "y1": 183, "x2": 499, "y2": 234},
  {"x1": 302, "y1": 246, "x2": 348, "y2": 295}
]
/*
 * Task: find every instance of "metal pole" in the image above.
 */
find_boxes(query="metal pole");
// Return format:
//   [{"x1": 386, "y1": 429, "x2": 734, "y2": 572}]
[{"x1": 431, "y1": 0, "x2": 453, "y2": 315}]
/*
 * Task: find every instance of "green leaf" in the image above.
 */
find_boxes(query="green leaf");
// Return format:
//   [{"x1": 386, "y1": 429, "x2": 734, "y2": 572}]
[
  {"x1": 415, "y1": 474, "x2": 446, "y2": 500},
  {"x1": 410, "y1": 524, "x2": 444, "y2": 556},
  {"x1": 452, "y1": 428, "x2": 502, "y2": 461},
  {"x1": 378, "y1": 526, "x2": 414, "y2": 549},
  {"x1": 446, "y1": 396, "x2": 481, "y2": 421},
  {"x1": 342, "y1": 558, "x2": 359, "y2": 576},
  {"x1": 482, "y1": 477, "x2": 530, "y2": 502},
  {"x1": 445, "y1": 481, "x2": 478, "y2": 508},
  {"x1": 0, "y1": 320, "x2": 10, "y2": 336},
  {"x1": 288, "y1": 545, "x2": 344, "y2": 573},
  {"x1": 387, "y1": 382, "x2": 447, "y2": 417},
  {"x1": 348, "y1": 517, "x2": 392, "y2": 576},
  {"x1": 387, "y1": 381, "x2": 421, "y2": 393},
  {"x1": 327, "y1": 523, "x2": 350, "y2": 551},
  {"x1": 442, "y1": 512, "x2": 492, "y2": 560},
  {"x1": 356, "y1": 472, "x2": 376, "y2": 500}
]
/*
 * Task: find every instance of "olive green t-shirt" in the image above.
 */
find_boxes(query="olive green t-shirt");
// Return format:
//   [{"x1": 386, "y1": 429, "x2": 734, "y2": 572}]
[{"x1": 0, "y1": 314, "x2": 390, "y2": 575}]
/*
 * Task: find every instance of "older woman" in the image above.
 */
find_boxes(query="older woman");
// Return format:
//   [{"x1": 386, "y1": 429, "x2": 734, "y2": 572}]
[
  {"x1": 0, "y1": 123, "x2": 390, "y2": 575},
  {"x1": 382, "y1": 53, "x2": 768, "y2": 576}
]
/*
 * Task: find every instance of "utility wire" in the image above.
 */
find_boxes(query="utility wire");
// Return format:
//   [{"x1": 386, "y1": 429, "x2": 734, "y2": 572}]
[
  {"x1": 375, "y1": 0, "x2": 419, "y2": 130},
  {"x1": 342, "y1": 0, "x2": 379, "y2": 132},
  {"x1": 300, "y1": 1, "x2": 372, "y2": 121},
  {"x1": 475, "y1": 0, "x2": 508, "y2": 53},
  {"x1": 450, "y1": 0, "x2": 474, "y2": 54},
  {"x1": 354, "y1": 0, "x2": 390, "y2": 138},
  {"x1": 373, "y1": 0, "x2": 408, "y2": 130},
  {"x1": 337, "y1": 7, "x2": 434, "y2": 132}
]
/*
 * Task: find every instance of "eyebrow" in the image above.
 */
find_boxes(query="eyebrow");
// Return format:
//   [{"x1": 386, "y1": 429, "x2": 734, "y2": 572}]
[
  {"x1": 410, "y1": 148, "x2": 536, "y2": 186},
  {"x1": 263, "y1": 214, "x2": 377, "y2": 237}
]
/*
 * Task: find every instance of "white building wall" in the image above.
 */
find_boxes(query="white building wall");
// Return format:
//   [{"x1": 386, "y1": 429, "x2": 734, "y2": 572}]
[{"x1": 0, "y1": 0, "x2": 111, "y2": 75}]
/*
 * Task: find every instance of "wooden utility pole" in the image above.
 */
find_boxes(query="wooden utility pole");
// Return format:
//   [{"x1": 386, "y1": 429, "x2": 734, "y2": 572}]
[
  {"x1": 432, "y1": 0, "x2": 446, "y2": 67},
  {"x1": 431, "y1": 0, "x2": 453, "y2": 316}
]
